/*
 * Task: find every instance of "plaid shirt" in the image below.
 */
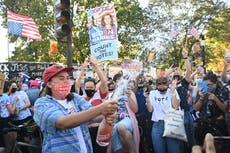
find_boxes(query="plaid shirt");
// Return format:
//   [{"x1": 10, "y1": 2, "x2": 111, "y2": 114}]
[{"x1": 34, "y1": 93, "x2": 93, "y2": 153}]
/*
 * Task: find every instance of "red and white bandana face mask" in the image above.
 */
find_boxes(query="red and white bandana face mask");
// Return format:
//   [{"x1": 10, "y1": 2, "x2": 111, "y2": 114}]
[{"x1": 54, "y1": 83, "x2": 71, "y2": 99}]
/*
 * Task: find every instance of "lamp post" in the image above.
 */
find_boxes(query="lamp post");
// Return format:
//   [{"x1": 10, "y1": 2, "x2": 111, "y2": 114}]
[{"x1": 200, "y1": 35, "x2": 206, "y2": 73}]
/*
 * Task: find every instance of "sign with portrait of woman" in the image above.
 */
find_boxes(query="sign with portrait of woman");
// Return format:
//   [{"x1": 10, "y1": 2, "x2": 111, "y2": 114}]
[{"x1": 87, "y1": 3, "x2": 118, "y2": 62}]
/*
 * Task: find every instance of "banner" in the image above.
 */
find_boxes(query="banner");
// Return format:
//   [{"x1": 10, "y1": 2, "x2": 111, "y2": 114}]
[
  {"x1": 87, "y1": 3, "x2": 118, "y2": 62},
  {"x1": 121, "y1": 60, "x2": 143, "y2": 70},
  {"x1": 0, "y1": 62, "x2": 50, "y2": 79}
]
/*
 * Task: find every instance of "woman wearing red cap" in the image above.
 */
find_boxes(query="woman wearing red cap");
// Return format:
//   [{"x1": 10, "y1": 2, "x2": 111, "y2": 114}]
[{"x1": 33, "y1": 64, "x2": 118, "y2": 153}]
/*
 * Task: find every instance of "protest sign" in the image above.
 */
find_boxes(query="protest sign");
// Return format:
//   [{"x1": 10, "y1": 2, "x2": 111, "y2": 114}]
[{"x1": 87, "y1": 3, "x2": 118, "y2": 62}]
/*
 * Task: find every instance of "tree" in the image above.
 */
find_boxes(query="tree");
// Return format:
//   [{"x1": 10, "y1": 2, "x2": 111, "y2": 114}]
[{"x1": 0, "y1": 0, "x2": 146, "y2": 64}]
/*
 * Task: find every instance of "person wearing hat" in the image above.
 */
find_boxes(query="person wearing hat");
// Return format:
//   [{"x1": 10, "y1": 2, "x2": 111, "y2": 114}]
[
  {"x1": 145, "y1": 76, "x2": 181, "y2": 153},
  {"x1": 26, "y1": 80, "x2": 40, "y2": 112},
  {"x1": 33, "y1": 64, "x2": 118, "y2": 153}
]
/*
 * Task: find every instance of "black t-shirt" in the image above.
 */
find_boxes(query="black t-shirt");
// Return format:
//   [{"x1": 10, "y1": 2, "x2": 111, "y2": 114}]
[
  {"x1": 196, "y1": 83, "x2": 229, "y2": 120},
  {"x1": 176, "y1": 78, "x2": 191, "y2": 111}
]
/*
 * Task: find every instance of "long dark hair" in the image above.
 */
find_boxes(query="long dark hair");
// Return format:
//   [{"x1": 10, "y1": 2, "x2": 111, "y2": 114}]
[{"x1": 101, "y1": 14, "x2": 114, "y2": 26}]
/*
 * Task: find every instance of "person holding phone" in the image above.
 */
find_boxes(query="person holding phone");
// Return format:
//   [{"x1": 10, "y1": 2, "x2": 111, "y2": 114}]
[{"x1": 194, "y1": 71, "x2": 229, "y2": 146}]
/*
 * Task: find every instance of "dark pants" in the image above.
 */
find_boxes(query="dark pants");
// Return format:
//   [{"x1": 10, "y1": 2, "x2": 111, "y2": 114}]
[
  {"x1": 136, "y1": 114, "x2": 154, "y2": 153},
  {"x1": 89, "y1": 126, "x2": 107, "y2": 153},
  {"x1": 195, "y1": 119, "x2": 228, "y2": 145}
]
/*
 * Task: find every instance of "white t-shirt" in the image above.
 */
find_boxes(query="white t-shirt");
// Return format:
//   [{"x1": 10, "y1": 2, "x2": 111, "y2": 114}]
[
  {"x1": 56, "y1": 99, "x2": 87, "y2": 153},
  {"x1": 149, "y1": 88, "x2": 180, "y2": 122}
]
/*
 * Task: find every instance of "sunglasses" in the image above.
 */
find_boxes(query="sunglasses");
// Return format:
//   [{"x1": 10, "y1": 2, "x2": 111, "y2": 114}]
[{"x1": 157, "y1": 81, "x2": 167, "y2": 85}]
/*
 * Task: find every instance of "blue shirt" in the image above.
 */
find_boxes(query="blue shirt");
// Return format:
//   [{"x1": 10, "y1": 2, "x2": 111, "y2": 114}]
[
  {"x1": 135, "y1": 88, "x2": 152, "y2": 116},
  {"x1": 33, "y1": 93, "x2": 93, "y2": 153},
  {"x1": 9, "y1": 91, "x2": 32, "y2": 120},
  {"x1": 176, "y1": 78, "x2": 191, "y2": 111},
  {"x1": 26, "y1": 87, "x2": 40, "y2": 106},
  {"x1": 0, "y1": 94, "x2": 11, "y2": 118}
]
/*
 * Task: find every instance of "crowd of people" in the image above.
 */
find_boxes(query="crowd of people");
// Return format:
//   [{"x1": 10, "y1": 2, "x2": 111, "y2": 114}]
[{"x1": 0, "y1": 52, "x2": 229, "y2": 153}]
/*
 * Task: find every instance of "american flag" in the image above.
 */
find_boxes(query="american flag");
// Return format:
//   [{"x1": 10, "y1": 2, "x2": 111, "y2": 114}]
[
  {"x1": 7, "y1": 10, "x2": 42, "y2": 41},
  {"x1": 169, "y1": 26, "x2": 179, "y2": 40},
  {"x1": 187, "y1": 25, "x2": 199, "y2": 40}
]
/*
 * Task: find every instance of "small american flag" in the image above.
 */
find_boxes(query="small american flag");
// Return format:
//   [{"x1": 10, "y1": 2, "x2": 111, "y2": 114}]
[
  {"x1": 187, "y1": 25, "x2": 199, "y2": 40},
  {"x1": 7, "y1": 10, "x2": 41, "y2": 41},
  {"x1": 169, "y1": 26, "x2": 179, "y2": 40}
]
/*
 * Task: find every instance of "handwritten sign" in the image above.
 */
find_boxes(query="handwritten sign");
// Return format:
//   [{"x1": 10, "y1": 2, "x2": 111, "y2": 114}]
[{"x1": 0, "y1": 62, "x2": 50, "y2": 79}]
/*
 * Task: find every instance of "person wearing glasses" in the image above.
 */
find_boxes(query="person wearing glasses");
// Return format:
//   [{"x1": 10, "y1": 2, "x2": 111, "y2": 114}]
[
  {"x1": 145, "y1": 76, "x2": 181, "y2": 153},
  {"x1": 33, "y1": 64, "x2": 118, "y2": 153}
]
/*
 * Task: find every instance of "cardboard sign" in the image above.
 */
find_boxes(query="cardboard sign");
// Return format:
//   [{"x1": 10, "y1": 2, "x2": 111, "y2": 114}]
[{"x1": 0, "y1": 73, "x2": 5, "y2": 95}]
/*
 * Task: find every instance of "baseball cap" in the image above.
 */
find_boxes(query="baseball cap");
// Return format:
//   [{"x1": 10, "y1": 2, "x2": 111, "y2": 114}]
[
  {"x1": 42, "y1": 64, "x2": 73, "y2": 85},
  {"x1": 30, "y1": 80, "x2": 40, "y2": 87}
]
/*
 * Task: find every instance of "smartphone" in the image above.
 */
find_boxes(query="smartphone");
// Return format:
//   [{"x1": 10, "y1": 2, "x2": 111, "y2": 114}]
[
  {"x1": 196, "y1": 80, "x2": 207, "y2": 94},
  {"x1": 214, "y1": 136, "x2": 230, "y2": 153}
]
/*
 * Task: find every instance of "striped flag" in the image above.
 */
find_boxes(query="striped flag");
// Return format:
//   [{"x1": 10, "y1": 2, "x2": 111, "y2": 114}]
[
  {"x1": 20, "y1": 72, "x2": 31, "y2": 85},
  {"x1": 187, "y1": 25, "x2": 199, "y2": 40},
  {"x1": 7, "y1": 10, "x2": 42, "y2": 41},
  {"x1": 169, "y1": 26, "x2": 179, "y2": 40}
]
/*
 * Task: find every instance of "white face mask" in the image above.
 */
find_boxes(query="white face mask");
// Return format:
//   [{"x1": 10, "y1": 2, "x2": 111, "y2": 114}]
[{"x1": 21, "y1": 86, "x2": 28, "y2": 91}]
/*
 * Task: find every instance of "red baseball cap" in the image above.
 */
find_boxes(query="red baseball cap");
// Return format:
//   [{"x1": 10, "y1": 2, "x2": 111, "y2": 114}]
[
  {"x1": 42, "y1": 64, "x2": 73, "y2": 85},
  {"x1": 30, "y1": 80, "x2": 40, "y2": 87}
]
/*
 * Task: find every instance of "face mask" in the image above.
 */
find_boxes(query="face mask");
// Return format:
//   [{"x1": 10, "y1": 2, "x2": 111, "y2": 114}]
[
  {"x1": 11, "y1": 87, "x2": 17, "y2": 93},
  {"x1": 173, "y1": 75, "x2": 181, "y2": 81},
  {"x1": 148, "y1": 80, "x2": 153, "y2": 85},
  {"x1": 138, "y1": 82, "x2": 145, "y2": 88},
  {"x1": 157, "y1": 88, "x2": 167, "y2": 93},
  {"x1": 21, "y1": 86, "x2": 28, "y2": 91},
  {"x1": 85, "y1": 89, "x2": 95, "y2": 98},
  {"x1": 54, "y1": 83, "x2": 71, "y2": 99},
  {"x1": 109, "y1": 88, "x2": 114, "y2": 92},
  {"x1": 207, "y1": 85, "x2": 216, "y2": 93}
]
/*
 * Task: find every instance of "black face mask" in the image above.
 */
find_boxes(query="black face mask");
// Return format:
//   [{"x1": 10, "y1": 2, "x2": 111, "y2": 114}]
[
  {"x1": 138, "y1": 82, "x2": 145, "y2": 88},
  {"x1": 109, "y1": 88, "x2": 114, "y2": 91},
  {"x1": 85, "y1": 89, "x2": 95, "y2": 98},
  {"x1": 11, "y1": 87, "x2": 17, "y2": 93},
  {"x1": 173, "y1": 75, "x2": 181, "y2": 81},
  {"x1": 148, "y1": 80, "x2": 153, "y2": 85},
  {"x1": 157, "y1": 88, "x2": 167, "y2": 93}
]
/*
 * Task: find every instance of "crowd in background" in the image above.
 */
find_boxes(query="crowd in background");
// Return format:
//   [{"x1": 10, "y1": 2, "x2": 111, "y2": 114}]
[{"x1": 0, "y1": 51, "x2": 229, "y2": 153}]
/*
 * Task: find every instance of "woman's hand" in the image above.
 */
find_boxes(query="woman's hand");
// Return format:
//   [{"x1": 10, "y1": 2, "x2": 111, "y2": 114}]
[
  {"x1": 171, "y1": 80, "x2": 178, "y2": 92},
  {"x1": 89, "y1": 55, "x2": 98, "y2": 67},
  {"x1": 101, "y1": 99, "x2": 118, "y2": 116}
]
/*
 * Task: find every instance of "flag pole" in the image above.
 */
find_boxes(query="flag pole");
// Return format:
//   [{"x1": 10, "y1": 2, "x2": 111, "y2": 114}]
[{"x1": 7, "y1": 27, "x2": 10, "y2": 62}]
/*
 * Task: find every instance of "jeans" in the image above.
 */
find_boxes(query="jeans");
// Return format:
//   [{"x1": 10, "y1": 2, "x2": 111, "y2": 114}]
[
  {"x1": 180, "y1": 110, "x2": 196, "y2": 153},
  {"x1": 152, "y1": 120, "x2": 180, "y2": 153},
  {"x1": 111, "y1": 117, "x2": 133, "y2": 152}
]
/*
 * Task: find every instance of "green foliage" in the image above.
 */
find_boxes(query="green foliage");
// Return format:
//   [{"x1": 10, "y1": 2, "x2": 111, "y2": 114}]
[{"x1": 0, "y1": 0, "x2": 229, "y2": 73}]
